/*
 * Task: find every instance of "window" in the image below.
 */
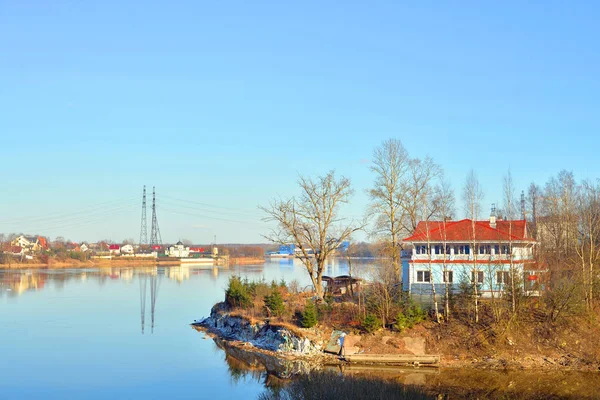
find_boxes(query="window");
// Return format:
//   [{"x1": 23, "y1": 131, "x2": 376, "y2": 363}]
[
  {"x1": 443, "y1": 270, "x2": 454, "y2": 283},
  {"x1": 478, "y1": 245, "x2": 491, "y2": 255},
  {"x1": 456, "y1": 245, "x2": 470, "y2": 255},
  {"x1": 415, "y1": 245, "x2": 428, "y2": 255},
  {"x1": 501, "y1": 245, "x2": 510, "y2": 255},
  {"x1": 434, "y1": 245, "x2": 447, "y2": 255},
  {"x1": 494, "y1": 245, "x2": 500, "y2": 255},
  {"x1": 496, "y1": 271, "x2": 510, "y2": 284},
  {"x1": 471, "y1": 271, "x2": 484, "y2": 283},
  {"x1": 416, "y1": 271, "x2": 431, "y2": 283}
]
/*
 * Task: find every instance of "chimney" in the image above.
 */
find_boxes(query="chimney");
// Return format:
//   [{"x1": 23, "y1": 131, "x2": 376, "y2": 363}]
[{"x1": 490, "y1": 203, "x2": 497, "y2": 229}]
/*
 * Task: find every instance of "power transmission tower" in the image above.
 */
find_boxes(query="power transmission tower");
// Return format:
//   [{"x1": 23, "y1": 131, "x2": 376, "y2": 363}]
[
  {"x1": 150, "y1": 186, "x2": 162, "y2": 245},
  {"x1": 139, "y1": 185, "x2": 148, "y2": 245}
]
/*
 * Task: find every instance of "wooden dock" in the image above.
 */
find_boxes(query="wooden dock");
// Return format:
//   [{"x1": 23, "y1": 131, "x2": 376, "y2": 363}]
[{"x1": 343, "y1": 354, "x2": 440, "y2": 366}]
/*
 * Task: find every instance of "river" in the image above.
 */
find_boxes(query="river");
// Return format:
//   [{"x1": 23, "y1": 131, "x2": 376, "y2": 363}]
[{"x1": 1, "y1": 260, "x2": 598, "y2": 399}]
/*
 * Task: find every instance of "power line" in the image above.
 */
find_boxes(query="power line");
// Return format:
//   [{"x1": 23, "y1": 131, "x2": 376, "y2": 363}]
[
  {"x1": 159, "y1": 199, "x2": 263, "y2": 220},
  {"x1": 158, "y1": 205, "x2": 267, "y2": 225},
  {"x1": 161, "y1": 194, "x2": 258, "y2": 213},
  {"x1": 0, "y1": 197, "x2": 138, "y2": 225}
]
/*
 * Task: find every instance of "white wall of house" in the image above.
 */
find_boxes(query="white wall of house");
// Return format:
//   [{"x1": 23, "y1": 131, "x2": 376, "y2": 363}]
[
  {"x1": 404, "y1": 241, "x2": 534, "y2": 297},
  {"x1": 166, "y1": 244, "x2": 190, "y2": 258},
  {"x1": 121, "y1": 244, "x2": 134, "y2": 254}
]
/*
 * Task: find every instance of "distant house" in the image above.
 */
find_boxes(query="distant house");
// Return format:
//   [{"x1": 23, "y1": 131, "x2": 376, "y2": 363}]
[
  {"x1": 402, "y1": 216, "x2": 537, "y2": 299},
  {"x1": 10, "y1": 235, "x2": 48, "y2": 253},
  {"x1": 80, "y1": 243, "x2": 89, "y2": 252},
  {"x1": 121, "y1": 244, "x2": 134, "y2": 254},
  {"x1": 165, "y1": 241, "x2": 190, "y2": 258},
  {"x1": 109, "y1": 244, "x2": 121, "y2": 255},
  {"x1": 4, "y1": 245, "x2": 24, "y2": 256}
]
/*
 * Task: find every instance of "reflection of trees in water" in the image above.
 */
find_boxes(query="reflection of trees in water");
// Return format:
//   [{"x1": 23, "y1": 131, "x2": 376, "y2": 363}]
[{"x1": 223, "y1": 354, "x2": 286, "y2": 390}]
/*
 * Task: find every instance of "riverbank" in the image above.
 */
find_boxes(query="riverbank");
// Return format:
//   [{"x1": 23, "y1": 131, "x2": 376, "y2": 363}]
[
  {"x1": 0, "y1": 258, "x2": 158, "y2": 269},
  {"x1": 194, "y1": 300, "x2": 600, "y2": 374},
  {"x1": 0, "y1": 256, "x2": 261, "y2": 269},
  {"x1": 230, "y1": 257, "x2": 265, "y2": 265}
]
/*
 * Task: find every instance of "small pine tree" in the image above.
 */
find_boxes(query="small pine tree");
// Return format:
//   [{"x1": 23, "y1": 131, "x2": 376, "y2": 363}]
[
  {"x1": 264, "y1": 290, "x2": 285, "y2": 317},
  {"x1": 302, "y1": 301, "x2": 318, "y2": 328},
  {"x1": 362, "y1": 313, "x2": 381, "y2": 333},
  {"x1": 225, "y1": 276, "x2": 251, "y2": 308}
]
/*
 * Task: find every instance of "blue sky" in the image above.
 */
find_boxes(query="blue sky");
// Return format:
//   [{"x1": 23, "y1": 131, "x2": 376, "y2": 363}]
[{"x1": 1, "y1": 1, "x2": 599, "y2": 243}]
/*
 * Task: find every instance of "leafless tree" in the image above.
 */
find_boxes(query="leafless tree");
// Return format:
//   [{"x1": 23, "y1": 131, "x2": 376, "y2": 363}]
[
  {"x1": 261, "y1": 171, "x2": 363, "y2": 299},
  {"x1": 504, "y1": 170, "x2": 519, "y2": 314},
  {"x1": 422, "y1": 198, "x2": 440, "y2": 323},
  {"x1": 369, "y1": 139, "x2": 442, "y2": 281},
  {"x1": 401, "y1": 156, "x2": 443, "y2": 234},
  {"x1": 463, "y1": 169, "x2": 483, "y2": 323},
  {"x1": 575, "y1": 180, "x2": 600, "y2": 310},
  {"x1": 368, "y1": 139, "x2": 410, "y2": 280},
  {"x1": 433, "y1": 180, "x2": 455, "y2": 320}
]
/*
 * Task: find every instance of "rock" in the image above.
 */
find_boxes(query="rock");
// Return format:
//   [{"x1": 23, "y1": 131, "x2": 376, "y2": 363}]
[{"x1": 199, "y1": 305, "x2": 323, "y2": 356}]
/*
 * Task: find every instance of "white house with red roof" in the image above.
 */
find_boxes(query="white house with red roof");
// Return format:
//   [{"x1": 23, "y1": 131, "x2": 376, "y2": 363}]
[{"x1": 402, "y1": 216, "x2": 537, "y2": 298}]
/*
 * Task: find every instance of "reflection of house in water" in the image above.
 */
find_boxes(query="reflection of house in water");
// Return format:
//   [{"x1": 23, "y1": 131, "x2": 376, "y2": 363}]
[
  {"x1": 166, "y1": 266, "x2": 190, "y2": 283},
  {"x1": 0, "y1": 271, "x2": 46, "y2": 296}
]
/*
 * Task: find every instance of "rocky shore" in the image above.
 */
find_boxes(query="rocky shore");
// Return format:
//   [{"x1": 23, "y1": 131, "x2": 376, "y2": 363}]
[{"x1": 193, "y1": 302, "x2": 339, "y2": 377}]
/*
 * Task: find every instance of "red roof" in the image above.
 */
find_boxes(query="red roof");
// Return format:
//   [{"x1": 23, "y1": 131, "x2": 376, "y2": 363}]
[
  {"x1": 109, "y1": 244, "x2": 121, "y2": 250},
  {"x1": 7, "y1": 245, "x2": 23, "y2": 253},
  {"x1": 403, "y1": 219, "x2": 532, "y2": 242},
  {"x1": 38, "y1": 237, "x2": 48, "y2": 249}
]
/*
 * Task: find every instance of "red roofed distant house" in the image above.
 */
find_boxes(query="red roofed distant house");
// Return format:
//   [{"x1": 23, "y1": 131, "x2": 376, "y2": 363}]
[
  {"x1": 109, "y1": 244, "x2": 121, "y2": 255},
  {"x1": 10, "y1": 235, "x2": 48, "y2": 253},
  {"x1": 401, "y1": 214, "x2": 537, "y2": 298}
]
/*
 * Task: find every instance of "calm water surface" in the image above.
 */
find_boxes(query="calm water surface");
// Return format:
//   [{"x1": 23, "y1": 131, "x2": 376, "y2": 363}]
[
  {"x1": 2, "y1": 260, "x2": 599, "y2": 399},
  {"x1": 0, "y1": 259, "x2": 350, "y2": 400}
]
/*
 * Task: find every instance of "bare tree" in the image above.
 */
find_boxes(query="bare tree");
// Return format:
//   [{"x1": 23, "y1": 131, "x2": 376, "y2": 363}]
[
  {"x1": 575, "y1": 180, "x2": 600, "y2": 310},
  {"x1": 463, "y1": 169, "x2": 483, "y2": 323},
  {"x1": 369, "y1": 139, "x2": 443, "y2": 281},
  {"x1": 261, "y1": 171, "x2": 363, "y2": 299},
  {"x1": 422, "y1": 197, "x2": 440, "y2": 323},
  {"x1": 401, "y1": 156, "x2": 443, "y2": 234},
  {"x1": 369, "y1": 139, "x2": 410, "y2": 280},
  {"x1": 433, "y1": 180, "x2": 455, "y2": 320},
  {"x1": 504, "y1": 170, "x2": 519, "y2": 314}
]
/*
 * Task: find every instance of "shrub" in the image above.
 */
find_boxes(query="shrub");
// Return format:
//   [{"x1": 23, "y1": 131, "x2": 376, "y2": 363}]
[
  {"x1": 394, "y1": 303, "x2": 425, "y2": 332},
  {"x1": 302, "y1": 301, "x2": 318, "y2": 328},
  {"x1": 225, "y1": 276, "x2": 252, "y2": 308},
  {"x1": 362, "y1": 313, "x2": 381, "y2": 333},
  {"x1": 264, "y1": 290, "x2": 285, "y2": 317}
]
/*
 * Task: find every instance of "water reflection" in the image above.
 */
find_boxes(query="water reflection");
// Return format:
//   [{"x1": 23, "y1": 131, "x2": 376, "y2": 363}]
[
  {"x1": 139, "y1": 273, "x2": 160, "y2": 334},
  {"x1": 0, "y1": 259, "x2": 357, "y2": 400}
]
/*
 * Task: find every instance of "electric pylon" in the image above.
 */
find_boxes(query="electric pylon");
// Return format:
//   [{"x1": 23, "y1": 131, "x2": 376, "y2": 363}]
[
  {"x1": 150, "y1": 186, "x2": 162, "y2": 245},
  {"x1": 139, "y1": 186, "x2": 148, "y2": 245}
]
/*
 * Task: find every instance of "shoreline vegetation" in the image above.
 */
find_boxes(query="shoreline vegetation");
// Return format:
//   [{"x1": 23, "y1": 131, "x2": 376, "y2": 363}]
[
  {"x1": 194, "y1": 276, "x2": 600, "y2": 376},
  {"x1": 194, "y1": 276, "x2": 600, "y2": 398}
]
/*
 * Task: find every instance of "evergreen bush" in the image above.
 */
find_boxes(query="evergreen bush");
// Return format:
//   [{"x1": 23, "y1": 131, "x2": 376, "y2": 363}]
[
  {"x1": 225, "y1": 276, "x2": 252, "y2": 308},
  {"x1": 264, "y1": 290, "x2": 285, "y2": 317},
  {"x1": 302, "y1": 301, "x2": 318, "y2": 328},
  {"x1": 362, "y1": 313, "x2": 381, "y2": 333}
]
